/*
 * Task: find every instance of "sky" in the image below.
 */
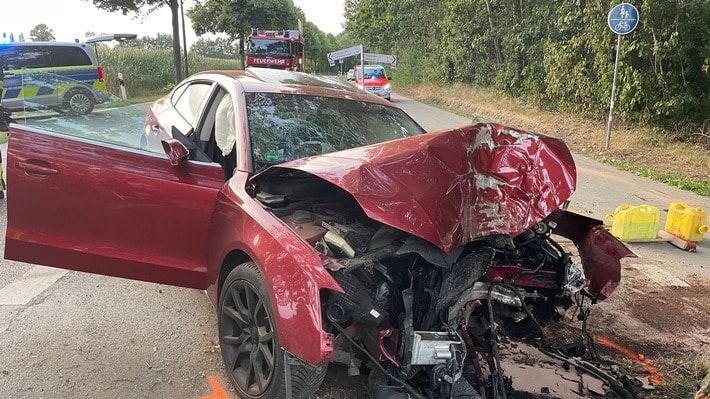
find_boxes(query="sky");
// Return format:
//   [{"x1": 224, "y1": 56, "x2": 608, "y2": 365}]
[{"x1": 3, "y1": 0, "x2": 346, "y2": 47}]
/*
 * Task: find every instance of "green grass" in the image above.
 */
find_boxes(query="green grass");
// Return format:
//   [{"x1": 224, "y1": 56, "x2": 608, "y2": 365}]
[
  {"x1": 603, "y1": 158, "x2": 710, "y2": 197},
  {"x1": 652, "y1": 356, "x2": 709, "y2": 398}
]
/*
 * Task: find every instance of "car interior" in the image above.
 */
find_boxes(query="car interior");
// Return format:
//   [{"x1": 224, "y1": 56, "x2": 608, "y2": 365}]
[{"x1": 194, "y1": 88, "x2": 237, "y2": 180}]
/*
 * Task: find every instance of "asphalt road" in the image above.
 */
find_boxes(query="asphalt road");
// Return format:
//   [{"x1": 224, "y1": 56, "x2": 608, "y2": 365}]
[{"x1": 0, "y1": 94, "x2": 708, "y2": 399}]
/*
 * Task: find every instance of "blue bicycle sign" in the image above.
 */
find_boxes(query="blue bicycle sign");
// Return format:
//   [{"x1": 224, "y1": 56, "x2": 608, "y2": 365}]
[{"x1": 608, "y1": 3, "x2": 639, "y2": 35}]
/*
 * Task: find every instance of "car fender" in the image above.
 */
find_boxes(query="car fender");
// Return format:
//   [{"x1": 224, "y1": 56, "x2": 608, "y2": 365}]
[{"x1": 205, "y1": 173, "x2": 342, "y2": 365}]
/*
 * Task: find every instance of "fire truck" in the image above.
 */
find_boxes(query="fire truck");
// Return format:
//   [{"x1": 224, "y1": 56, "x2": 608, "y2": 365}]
[{"x1": 245, "y1": 28, "x2": 304, "y2": 71}]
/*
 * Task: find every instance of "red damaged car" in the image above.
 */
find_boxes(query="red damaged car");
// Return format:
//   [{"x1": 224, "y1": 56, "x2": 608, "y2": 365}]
[{"x1": 4, "y1": 68, "x2": 634, "y2": 399}]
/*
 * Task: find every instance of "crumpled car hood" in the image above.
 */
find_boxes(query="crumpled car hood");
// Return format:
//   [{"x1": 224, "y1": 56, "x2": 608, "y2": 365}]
[{"x1": 256, "y1": 123, "x2": 576, "y2": 254}]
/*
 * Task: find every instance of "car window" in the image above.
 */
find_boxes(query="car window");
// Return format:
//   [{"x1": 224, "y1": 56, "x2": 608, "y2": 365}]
[
  {"x1": 193, "y1": 88, "x2": 238, "y2": 179},
  {"x1": 247, "y1": 39, "x2": 291, "y2": 57},
  {"x1": 49, "y1": 46, "x2": 92, "y2": 67},
  {"x1": 1, "y1": 45, "x2": 51, "y2": 69},
  {"x1": 246, "y1": 93, "x2": 424, "y2": 171},
  {"x1": 172, "y1": 82, "x2": 212, "y2": 126},
  {"x1": 1, "y1": 43, "x2": 136, "y2": 150}
]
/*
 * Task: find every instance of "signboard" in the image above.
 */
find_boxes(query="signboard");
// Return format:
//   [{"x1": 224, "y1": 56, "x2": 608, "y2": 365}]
[
  {"x1": 249, "y1": 57, "x2": 287, "y2": 66},
  {"x1": 608, "y1": 3, "x2": 639, "y2": 35},
  {"x1": 605, "y1": 3, "x2": 640, "y2": 149},
  {"x1": 327, "y1": 45, "x2": 362, "y2": 62},
  {"x1": 364, "y1": 53, "x2": 397, "y2": 67}
]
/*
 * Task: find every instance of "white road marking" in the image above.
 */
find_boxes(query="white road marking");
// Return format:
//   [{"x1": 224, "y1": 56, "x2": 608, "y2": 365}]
[
  {"x1": 627, "y1": 263, "x2": 690, "y2": 287},
  {"x1": 0, "y1": 266, "x2": 68, "y2": 305}
]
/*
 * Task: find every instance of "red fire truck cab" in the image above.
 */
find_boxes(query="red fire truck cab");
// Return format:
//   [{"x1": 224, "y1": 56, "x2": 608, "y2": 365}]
[{"x1": 245, "y1": 28, "x2": 304, "y2": 71}]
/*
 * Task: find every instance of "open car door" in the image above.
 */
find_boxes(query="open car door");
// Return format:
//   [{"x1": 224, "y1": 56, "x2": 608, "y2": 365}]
[{"x1": 4, "y1": 123, "x2": 225, "y2": 289}]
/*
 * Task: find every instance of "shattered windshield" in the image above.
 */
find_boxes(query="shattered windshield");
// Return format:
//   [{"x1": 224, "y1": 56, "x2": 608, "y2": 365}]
[
  {"x1": 245, "y1": 92, "x2": 425, "y2": 171},
  {"x1": 247, "y1": 39, "x2": 291, "y2": 57}
]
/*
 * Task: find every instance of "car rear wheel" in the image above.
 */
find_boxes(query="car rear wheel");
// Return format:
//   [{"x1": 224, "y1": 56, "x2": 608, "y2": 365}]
[
  {"x1": 64, "y1": 88, "x2": 95, "y2": 115},
  {"x1": 219, "y1": 261, "x2": 327, "y2": 399}
]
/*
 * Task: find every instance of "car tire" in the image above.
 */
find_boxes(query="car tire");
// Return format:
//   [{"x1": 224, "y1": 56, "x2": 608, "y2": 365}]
[
  {"x1": 64, "y1": 88, "x2": 96, "y2": 115},
  {"x1": 219, "y1": 261, "x2": 327, "y2": 399}
]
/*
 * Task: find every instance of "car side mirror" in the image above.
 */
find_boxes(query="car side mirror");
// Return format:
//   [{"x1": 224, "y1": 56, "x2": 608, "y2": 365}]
[
  {"x1": 161, "y1": 138, "x2": 189, "y2": 166},
  {"x1": 169, "y1": 125, "x2": 211, "y2": 163}
]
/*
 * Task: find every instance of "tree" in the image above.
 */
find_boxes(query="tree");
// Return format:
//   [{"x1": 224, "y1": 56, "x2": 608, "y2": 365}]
[
  {"x1": 189, "y1": 0, "x2": 301, "y2": 39},
  {"x1": 188, "y1": 0, "x2": 302, "y2": 64},
  {"x1": 122, "y1": 33, "x2": 175, "y2": 49},
  {"x1": 191, "y1": 37, "x2": 241, "y2": 59},
  {"x1": 190, "y1": 0, "x2": 337, "y2": 70},
  {"x1": 84, "y1": 0, "x2": 184, "y2": 83},
  {"x1": 29, "y1": 24, "x2": 56, "y2": 41}
]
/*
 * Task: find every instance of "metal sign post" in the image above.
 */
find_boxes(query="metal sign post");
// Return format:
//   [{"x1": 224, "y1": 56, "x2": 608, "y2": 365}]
[
  {"x1": 360, "y1": 45, "x2": 364, "y2": 84},
  {"x1": 606, "y1": 3, "x2": 639, "y2": 149}
]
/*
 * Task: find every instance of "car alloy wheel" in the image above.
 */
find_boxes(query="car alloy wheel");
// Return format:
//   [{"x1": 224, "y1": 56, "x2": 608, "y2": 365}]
[
  {"x1": 65, "y1": 89, "x2": 95, "y2": 115},
  {"x1": 218, "y1": 262, "x2": 328, "y2": 399},
  {"x1": 219, "y1": 262, "x2": 279, "y2": 398}
]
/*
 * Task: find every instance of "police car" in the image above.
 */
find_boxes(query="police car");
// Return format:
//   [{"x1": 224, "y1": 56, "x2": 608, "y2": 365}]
[{"x1": 0, "y1": 40, "x2": 108, "y2": 115}]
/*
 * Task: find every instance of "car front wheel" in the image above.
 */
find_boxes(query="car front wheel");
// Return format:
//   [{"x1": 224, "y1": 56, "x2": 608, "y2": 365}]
[{"x1": 219, "y1": 261, "x2": 327, "y2": 399}]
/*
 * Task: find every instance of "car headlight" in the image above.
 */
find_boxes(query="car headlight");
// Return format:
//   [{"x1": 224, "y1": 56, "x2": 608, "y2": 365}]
[
  {"x1": 357, "y1": 84, "x2": 364, "y2": 90},
  {"x1": 384, "y1": 84, "x2": 391, "y2": 90}
]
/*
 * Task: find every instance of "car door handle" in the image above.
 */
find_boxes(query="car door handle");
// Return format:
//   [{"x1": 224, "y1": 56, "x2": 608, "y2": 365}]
[{"x1": 16, "y1": 161, "x2": 60, "y2": 176}]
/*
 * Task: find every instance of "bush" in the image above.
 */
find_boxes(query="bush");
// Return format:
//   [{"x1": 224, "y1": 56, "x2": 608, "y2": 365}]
[{"x1": 99, "y1": 47, "x2": 241, "y2": 99}]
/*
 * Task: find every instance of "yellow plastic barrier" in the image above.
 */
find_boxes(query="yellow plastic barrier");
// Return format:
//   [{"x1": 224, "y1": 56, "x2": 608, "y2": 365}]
[
  {"x1": 664, "y1": 202, "x2": 708, "y2": 242},
  {"x1": 606, "y1": 204, "x2": 661, "y2": 241}
]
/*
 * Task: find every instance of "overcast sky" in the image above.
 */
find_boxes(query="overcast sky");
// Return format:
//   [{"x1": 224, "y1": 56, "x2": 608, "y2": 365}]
[{"x1": 3, "y1": 0, "x2": 345, "y2": 46}]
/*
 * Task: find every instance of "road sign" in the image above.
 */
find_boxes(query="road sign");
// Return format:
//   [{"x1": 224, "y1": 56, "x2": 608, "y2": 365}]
[
  {"x1": 364, "y1": 53, "x2": 397, "y2": 67},
  {"x1": 606, "y1": 3, "x2": 640, "y2": 149},
  {"x1": 327, "y1": 45, "x2": 363, "y2": 62},
  {"x1": 608, "y1": 3, "x2": 639, "y2": 35}
]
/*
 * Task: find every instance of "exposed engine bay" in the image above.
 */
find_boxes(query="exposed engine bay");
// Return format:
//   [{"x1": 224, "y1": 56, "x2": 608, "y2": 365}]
[{"x1": 256, "y1": 172, "x2": 634, "y2": 399}]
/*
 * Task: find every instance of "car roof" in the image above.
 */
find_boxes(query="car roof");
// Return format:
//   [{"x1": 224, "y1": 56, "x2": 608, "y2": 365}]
[
  {"x1": 189, "y1": 68, "x2": 394, "y2": 105},
  {"x1": 0, "y1": 41, "x2": 91, "y2": 48}
]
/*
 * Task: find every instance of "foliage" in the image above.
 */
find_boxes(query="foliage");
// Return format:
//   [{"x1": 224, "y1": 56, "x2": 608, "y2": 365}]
[
  {"x1": 121, "y1": 33, "x2": 174, "y2": 49},
  {"x1": 191, "y1": 37, "x2": 241, "y2": 59},
  {"x1": 301, "y1": 21, "x2": 339, "y2": 74},
  {"x1": 98, "y1": 46, "x2": 240, "y2": 98},
  {"x1": 605, "y1": 159, "x2": 710, "y2": 197},
  {"x1": 187, "y1": 0, "x2": 342, "y2": 74},
  {"x1": 344, "y1": 0, "x2": 710, "y2": 133},
  {"x1": 84, "y1": 0, "x2": 184, "y2": 82},
  {"x1": 188, "y1": 0, "x2": 301, "y2": 40},
  {"x1": 29, "y1": 24, "x2": 56, "y2": 41}
]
